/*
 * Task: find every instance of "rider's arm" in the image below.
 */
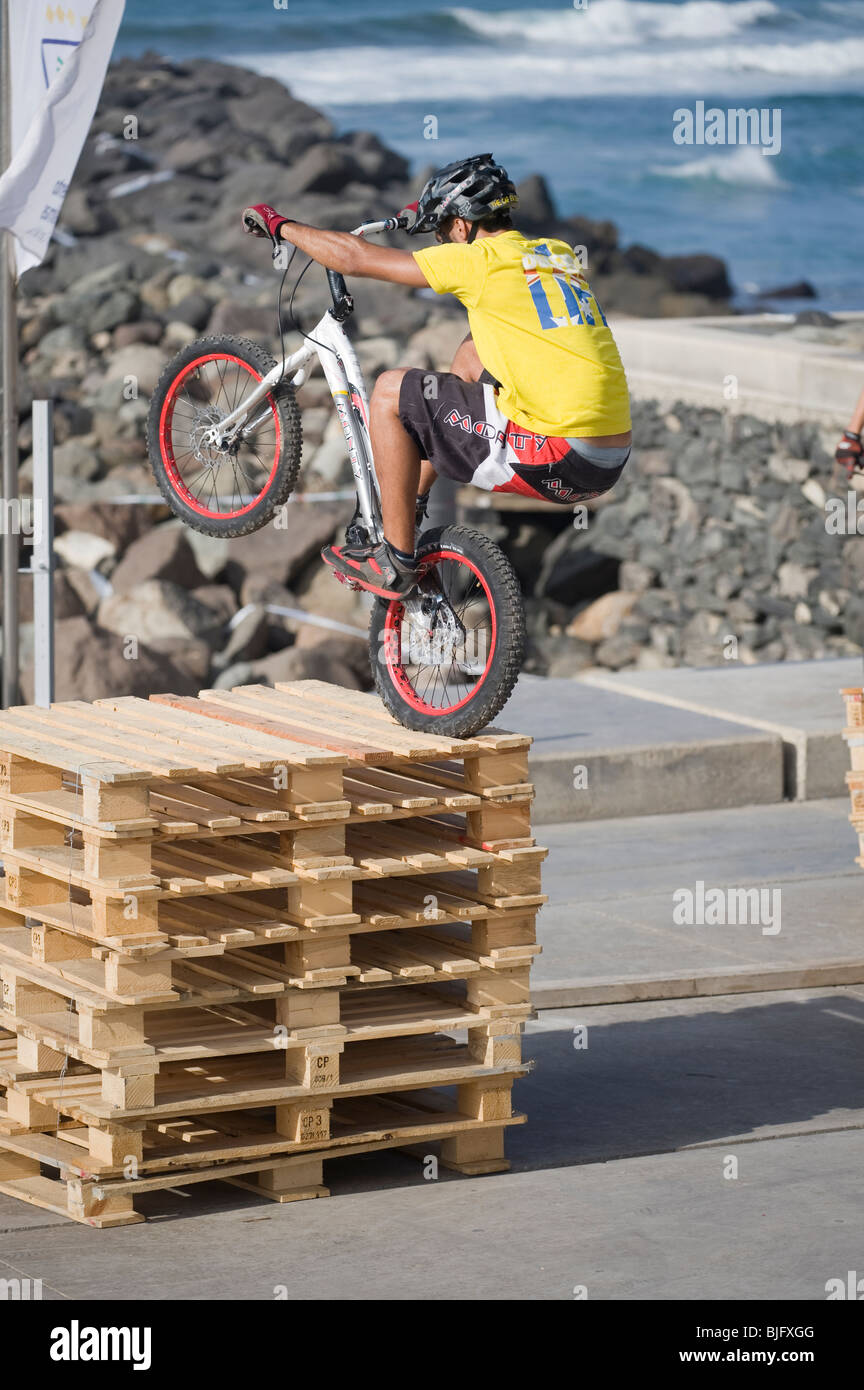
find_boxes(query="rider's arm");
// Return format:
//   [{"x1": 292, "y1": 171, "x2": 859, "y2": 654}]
[{"x1": 278, "y1": 221, "x2": 429, "y2": 287}]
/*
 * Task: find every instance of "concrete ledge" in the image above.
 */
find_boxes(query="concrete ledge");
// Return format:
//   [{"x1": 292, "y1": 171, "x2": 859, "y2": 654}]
[
  {"x1": 533, "y1": 960, "x2": 864, "y2": 1010},
  {"x1": 501, "y1": 674, "x2": 783, "y2": 823},
  {"x1": 580, "y1": 657, "x2": 860, "y2": 801},
  {"x1": 613, "y1": 311, "x2": 864, "y2": 426}
]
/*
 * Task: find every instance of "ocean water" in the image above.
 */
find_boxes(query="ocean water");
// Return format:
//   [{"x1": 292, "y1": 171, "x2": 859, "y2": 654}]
[{"x1": 115, "y1": 0, "x2": 864, "y2": 307}]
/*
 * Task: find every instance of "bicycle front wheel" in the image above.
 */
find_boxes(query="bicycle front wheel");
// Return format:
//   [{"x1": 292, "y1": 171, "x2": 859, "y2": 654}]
[
  {"x1": 368, "y1": 525, "x2": 525, "y2": 738},
  {"x1": 146, "y1": 334, "x2": 302, "y2": 538}
]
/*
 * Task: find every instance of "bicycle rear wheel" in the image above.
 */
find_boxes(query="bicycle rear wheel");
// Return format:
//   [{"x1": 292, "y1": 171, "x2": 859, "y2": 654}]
[{"x1": 368, "y1": 525, "x2": 525, "y2": 738}]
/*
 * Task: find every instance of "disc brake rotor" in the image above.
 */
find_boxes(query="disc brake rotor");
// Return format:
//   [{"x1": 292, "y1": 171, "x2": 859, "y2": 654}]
[
  {"x1": 403, "y1": 590, "x2": 466, "y2": 666},
  {"x1": 188, "y1": 404, "x2": 234, "y2": 466}
]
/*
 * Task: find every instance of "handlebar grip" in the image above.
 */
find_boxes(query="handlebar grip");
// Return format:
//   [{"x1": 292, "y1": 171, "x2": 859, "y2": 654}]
[
  {"x1": 327, "y1": 267, "x2": 353, "y2": 322},
  {"x1": 327, "y1": 268, "x2": 348, "y2": 299}
]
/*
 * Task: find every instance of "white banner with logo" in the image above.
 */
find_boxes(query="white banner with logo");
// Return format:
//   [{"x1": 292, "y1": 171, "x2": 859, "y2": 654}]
[{"x1": 0, "y1": 0, "x2": 125, "y2": 276}]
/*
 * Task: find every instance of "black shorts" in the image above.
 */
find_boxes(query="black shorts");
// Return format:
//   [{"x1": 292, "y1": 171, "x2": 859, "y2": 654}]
[{"x1": 398, "y1": 368, "x2": 628, "y2": 505}]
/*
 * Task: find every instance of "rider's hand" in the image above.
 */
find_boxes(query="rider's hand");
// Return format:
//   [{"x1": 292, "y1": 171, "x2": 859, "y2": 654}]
[
  {"x1": 836, "y1": 430, "x2": 863, "y2": 477},
  {"x1": 242, "y1": 204, "x2": 292, "y2": 241}
]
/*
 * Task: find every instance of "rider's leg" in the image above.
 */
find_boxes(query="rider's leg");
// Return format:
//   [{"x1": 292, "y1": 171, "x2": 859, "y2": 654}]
[
  {"x1": 369, "y1": 368, "x2": 420, "y2": 555},
  {"x1": 370, "y1": 343, "x2": 483, "y2": 551},
  {"x1": 418, "y1": 459, "x2": 438, "y2": 495},
  {"x1": 415, "y1": 336, "x2": 481, "y2": 505}
]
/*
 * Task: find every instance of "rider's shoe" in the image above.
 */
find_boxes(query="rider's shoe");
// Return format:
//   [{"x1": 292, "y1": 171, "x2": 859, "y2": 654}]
[{"x1": 322, "y1": 538, "x2": 420, "y2": 599}]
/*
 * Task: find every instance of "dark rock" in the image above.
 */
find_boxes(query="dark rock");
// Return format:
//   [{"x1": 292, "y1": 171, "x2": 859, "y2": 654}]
[
  {"x1": 110, "y1": 525, "x2": 207, "y2": 592},
  {"x1": 757, "y1": 280, "x2": 817, "y2": 300},
  {"x1": 97, "y1": 580, "x2": 225, "y2": 648},
  {"x1": 252, "y1": 640, "x2": 368, "y2": 690},
  {"x1": 222, "y1": 503, "x2": 350, "y2": 593},
  {"x1": 213, "y1": 605, "x2": 270, "y2": 671},
  {"x1": 143, "y1": 635, "x2": 214, "y2": 683},
  {"x1": 794, "y1": 309, "x2": 838, "y2": 327},
  {"x1": 514, "y1": 174, "x2": 558, "y2": 227},
  {"x1": 163, "y1": 136, "x2": 225, "y2": 179},
  {"x1": 226, "y1": 84, "x2": 334, "y2": 161},
  {"x1": 169, "y1": 292, "x2": 213, "y2": 330},
  {"x1": 537, "y1": 535, "x2": 620, "y2": 605},
  {"x1": 192, "y1": 584, "x2": 239, "y2": 625},
  {"x1": 20, "y1": 615, "x2": 200, "y2": 703},
  {"x1": 661, "y1": 254, "x2": 732, "y2": 300},
  {"x1": 622, "y1": 244, "x2": 663, "y2": 276},
  {"x1": 54, "y1": 502, "x2": 153, "y2": 552},
  {"x1": 565, "y1": 214, "x2": 618, "y2": 253},
  {"x1": 239, "y1": 576, "x2": 297, "y2": 608},
  {"x1": 523, "y1": 630, "x2": 594, "y2": 677},
  {"x1": 282, "y1": 144, "x2": 365, "y2": 198},
  {"x1": 113, "y1": 320, "x2": 164, "y2": 348},
  {"x1": 594, "y1": 633, "x2": 641, "y2": 669},
  {"x1": 206, "y1": 300, "x2": 276, "y2": 337},
  {"x1": 337, "y1": 131, "x2": 410, "y2": 188}
]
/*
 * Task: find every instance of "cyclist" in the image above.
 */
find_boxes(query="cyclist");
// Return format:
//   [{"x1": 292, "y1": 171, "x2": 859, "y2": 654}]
[{"x1": 243, "y1": 152, "x2": 631, "y2": 599}]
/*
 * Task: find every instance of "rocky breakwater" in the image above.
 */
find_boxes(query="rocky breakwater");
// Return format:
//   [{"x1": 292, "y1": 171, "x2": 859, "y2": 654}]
[
  {"x1": 8, "y1": 53, "x2": 735, "y2": 701},
  {"x1": 488, "y1": 400, "x2": 860, "y2": 676}
]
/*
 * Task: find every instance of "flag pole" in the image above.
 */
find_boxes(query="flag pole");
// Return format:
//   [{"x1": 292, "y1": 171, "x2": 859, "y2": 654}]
[{"x1": 0, "y1": 0, "x2": 20, "y2": 707}]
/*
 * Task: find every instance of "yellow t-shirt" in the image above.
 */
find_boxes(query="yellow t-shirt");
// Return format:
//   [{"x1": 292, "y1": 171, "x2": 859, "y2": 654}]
[{"x1": 413, "y1": 230, "x2": 631, "y2": 437}]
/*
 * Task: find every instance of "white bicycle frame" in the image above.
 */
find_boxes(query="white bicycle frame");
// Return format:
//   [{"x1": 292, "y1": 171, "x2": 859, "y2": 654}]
[{"x1": 202, "y1": 219, "x2": 397, "y2": 543}]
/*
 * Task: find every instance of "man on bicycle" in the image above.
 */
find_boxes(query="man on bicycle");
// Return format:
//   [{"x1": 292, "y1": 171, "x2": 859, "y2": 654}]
[{"x1": 243, "y1": 152, "x2": 631, "y2": 599}]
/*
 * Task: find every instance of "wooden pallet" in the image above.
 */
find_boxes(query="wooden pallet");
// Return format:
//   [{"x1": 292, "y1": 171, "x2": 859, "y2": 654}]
[
  {"x1": 0, "y1": 1081, "x2": 527, "y2": 1226},
  {"x1": 0, "y1": 929, "x2": 536, "y2": 1064},
  {"x1": 841, "y1": 687, "x2": 864, "y2": 731},
  {"x1": 842, "y1": 693, "x2": 864, "y2": 865},
  {"x1": 0, "y1": 682, "x2": 542, "y2": 1225}
]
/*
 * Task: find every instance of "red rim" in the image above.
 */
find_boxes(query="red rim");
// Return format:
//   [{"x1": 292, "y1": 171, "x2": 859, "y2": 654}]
[
  {"x1": 158, "y1": 353, "x2": 282, "y2": 519},
  {"x1": 383, "y1": 549, "x2": 497, "y2": 715}
]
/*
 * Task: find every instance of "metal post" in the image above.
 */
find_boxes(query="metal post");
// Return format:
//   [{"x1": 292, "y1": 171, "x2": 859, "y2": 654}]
[
  {"x1": 31, "y1": 400, "x2": 54, "y2": 707},
  {"x1": 0, "y1": 0, "x2": 20, "y2": 707}
]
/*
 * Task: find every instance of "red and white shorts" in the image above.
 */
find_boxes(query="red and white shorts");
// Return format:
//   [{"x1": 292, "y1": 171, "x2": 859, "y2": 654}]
[{"x1": 398, "y1": 368, "x2": 628, "y2": 504}]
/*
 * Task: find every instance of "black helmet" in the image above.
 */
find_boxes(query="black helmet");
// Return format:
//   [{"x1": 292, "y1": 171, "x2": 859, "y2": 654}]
[{"x1": 408, "y1": 154, "x2": 518, "y2": 236}]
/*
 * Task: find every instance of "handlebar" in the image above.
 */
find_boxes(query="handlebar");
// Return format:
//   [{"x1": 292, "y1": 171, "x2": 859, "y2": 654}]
[
  {"x1": 326, "y1": 212, "x2": 413, "y2": 320},
  {"x1": 349, "y1": 213, "x2": 412, "y2": 236}
]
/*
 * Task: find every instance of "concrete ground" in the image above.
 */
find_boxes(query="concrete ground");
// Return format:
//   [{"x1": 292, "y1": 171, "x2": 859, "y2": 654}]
[
  {"x1": 535, "y1": 797, "x2": 864, "y2": 1003},
  {"x1": 1, "y1": 796, "x2": 860, "y2": 1301},
  {"x1": 1, "y1": 986, "x2": 861, "y2": 1300}
]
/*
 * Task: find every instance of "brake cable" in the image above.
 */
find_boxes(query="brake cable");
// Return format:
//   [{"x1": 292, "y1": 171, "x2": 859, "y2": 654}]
[{"x1": 273, "y1": 239, "x2": 340, "y2": 381}]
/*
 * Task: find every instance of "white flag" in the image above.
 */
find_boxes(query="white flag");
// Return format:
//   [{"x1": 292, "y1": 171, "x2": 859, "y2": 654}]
[{"x1": 0, "y1": 0, "x2": 126, "y2": 277}]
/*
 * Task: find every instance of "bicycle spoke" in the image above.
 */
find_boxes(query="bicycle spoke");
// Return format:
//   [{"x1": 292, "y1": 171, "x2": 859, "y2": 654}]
[
  {"x1": 164, "y1": 354, "x2": 281, "y2": 517},
  {"x1": 388, "y1": 551, "x2": 495, "y2": 714}
]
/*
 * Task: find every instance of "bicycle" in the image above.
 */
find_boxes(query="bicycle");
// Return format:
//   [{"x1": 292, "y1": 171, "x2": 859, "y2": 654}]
[{"x1": 145, "y1": 212, "x2": 525, "y2": 738}]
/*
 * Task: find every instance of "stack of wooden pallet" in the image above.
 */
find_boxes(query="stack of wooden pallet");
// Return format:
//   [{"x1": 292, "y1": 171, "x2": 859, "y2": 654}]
[
  {"x1": 0, "y1": 680, "x2": 544, "y2": 1226},
  {"x1": 842, "y1": 687, "x2": 864, "y2": 861}
]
